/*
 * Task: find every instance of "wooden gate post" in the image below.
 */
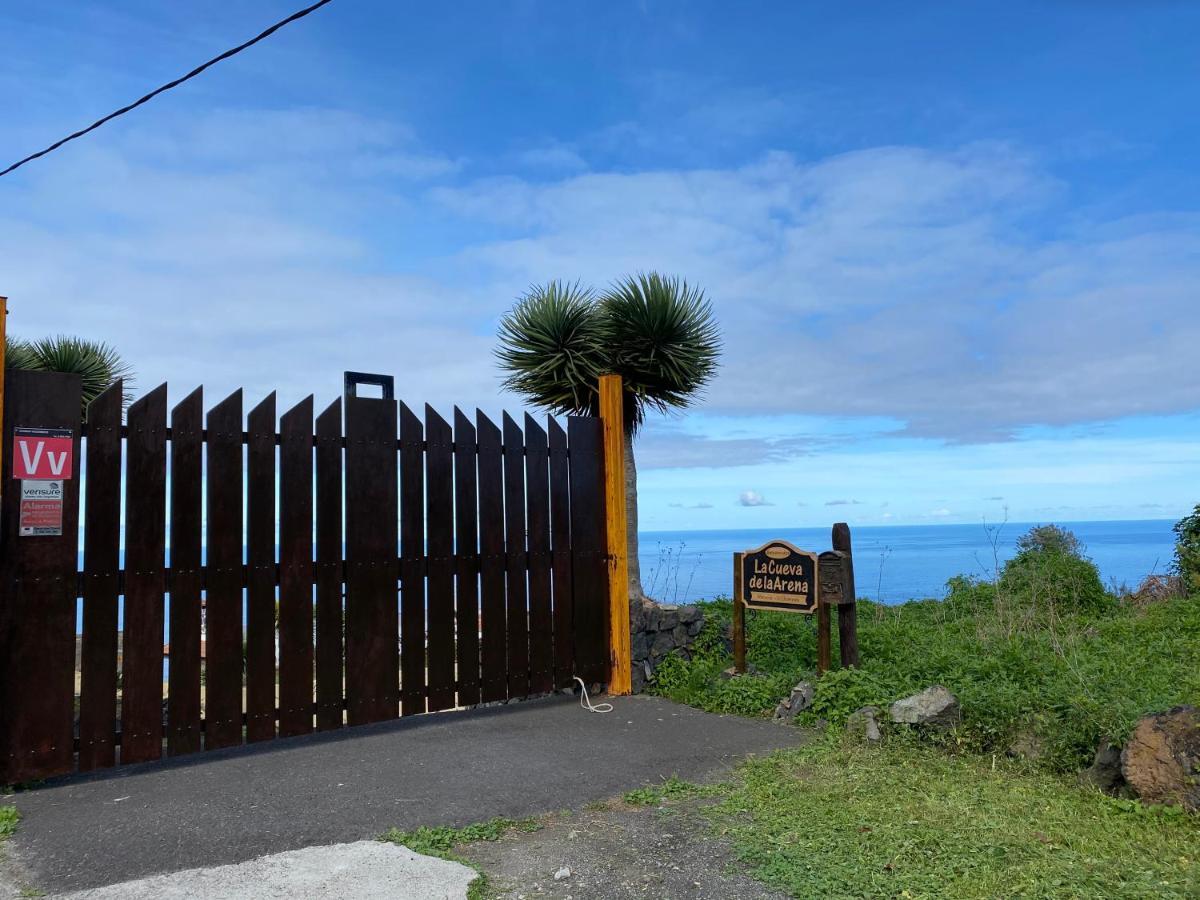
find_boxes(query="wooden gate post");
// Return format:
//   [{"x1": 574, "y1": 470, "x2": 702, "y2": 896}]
[
  {"x1": 0, "y1": 296, "x2": 8, "y2": 522},
  {"x1": 0, "y1": 370, "x2": 82, "y2": 784},
  {"x1": 598, "y1": 374, "x2": 631, "y2": 695}
]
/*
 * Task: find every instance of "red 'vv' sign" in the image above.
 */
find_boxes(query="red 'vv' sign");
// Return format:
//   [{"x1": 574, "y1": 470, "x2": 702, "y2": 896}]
[{"x1": 13, "y1": 427, "x2": 74, "y2": 480}]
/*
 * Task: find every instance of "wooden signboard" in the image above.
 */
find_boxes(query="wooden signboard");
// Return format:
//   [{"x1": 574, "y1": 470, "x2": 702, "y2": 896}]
[
  {"x1": 740, "y1": 540, "x2": 819, "y2": 613},
  {"x1": 732, "y1": 526, "x2": 860, "y2": 676}
]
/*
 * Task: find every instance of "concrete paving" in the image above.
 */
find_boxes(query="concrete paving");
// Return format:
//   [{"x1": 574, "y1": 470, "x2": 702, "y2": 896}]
[
  {"x1": 7, "y1": 695, "x2": 802, "y2": 894},
  {"x1": 56, "y1": 841, "x2": 475, "y2": 899}
]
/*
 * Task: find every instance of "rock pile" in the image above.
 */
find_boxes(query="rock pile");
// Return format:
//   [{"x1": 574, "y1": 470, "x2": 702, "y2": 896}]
[{"x1": 629, "y1": 598, "x2": 705, "y2": 693}]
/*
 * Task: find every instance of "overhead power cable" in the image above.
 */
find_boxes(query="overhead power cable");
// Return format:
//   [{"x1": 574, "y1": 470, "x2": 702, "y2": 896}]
[{"x1": 0, "y1": 0, "x2": 335, "y2": 178}]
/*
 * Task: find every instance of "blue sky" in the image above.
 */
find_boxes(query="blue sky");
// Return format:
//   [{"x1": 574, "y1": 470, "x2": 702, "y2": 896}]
[{"x1": 2, "y1": 2, "x2": 1198, "y2": 530}]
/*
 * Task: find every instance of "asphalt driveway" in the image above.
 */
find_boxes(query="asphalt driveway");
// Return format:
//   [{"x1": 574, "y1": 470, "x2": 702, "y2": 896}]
[{"x1": 5, "y1": 694, "x2": 802, "y2": 894}]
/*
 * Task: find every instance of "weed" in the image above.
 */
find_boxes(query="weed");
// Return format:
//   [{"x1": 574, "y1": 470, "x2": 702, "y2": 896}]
[
  {"x1": 380, "y1": 816, "x2": 540, "y2": 900},
  {"x1": 0, "y1": 805, "x2": 19, "y2": 840},
  {"x1": 622, "y1": 775, "x2": 713, "y2": 807}
]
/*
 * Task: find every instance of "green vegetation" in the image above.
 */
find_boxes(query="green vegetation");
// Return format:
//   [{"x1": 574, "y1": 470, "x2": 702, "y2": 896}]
[
  {"x1": 0, "y1": 804, "x2": 19, "y2": 839},
  {"x1": 622, "y1": 776, "x2": 716, "y2": 806},
  {"x1": 996, "y1": 535, "x2": 1111, "y2": 614},
  {"x1": 646, "y1": 522, "x2": 1200, "y2": 896},
  {"x1": 1015, "y1": 523, "x2": 1086, "y2": 557},
  {"x1": 495, "y1": 273, "x2": 721, "y2": 600},
  {"x1": 1175, "y1": 504, "x2": 1200, "y2": 592},
  {"x1": 655, "y1": 526, "x2": 1200, "y2": 773},
  {"x1": 4, "y1": 334, "x2": 133, "y2": 419},
  {"x1": 380, "y1": 816, "x2": 540, "y2": 856},
  {"x1": 380, "y1": 817, "x2": 541, "y2": 900},
  {"x1": 703, "y1": 736, "x2": 1199, "y2": 899}
]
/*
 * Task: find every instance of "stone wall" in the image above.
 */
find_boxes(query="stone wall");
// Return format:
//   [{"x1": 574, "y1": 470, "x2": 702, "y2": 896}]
[{"x1": 629, "y1": 598, "x2": 705, "y2": 693}]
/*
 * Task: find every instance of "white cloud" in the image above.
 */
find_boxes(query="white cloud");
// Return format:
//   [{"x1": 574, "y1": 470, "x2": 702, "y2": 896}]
[
  {"x1": 738, "y1": 490, "x2": 773, "y2": 507},
  {"x1": 3, "y1": 108, "x2": 1197, "y2": 455},
  {"x1": 431, "y1": 145, "x2": 1200, "y2": 441}
]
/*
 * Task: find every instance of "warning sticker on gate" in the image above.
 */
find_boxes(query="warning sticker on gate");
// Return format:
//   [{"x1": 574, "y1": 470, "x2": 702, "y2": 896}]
[
  {"x1": 13, "y1": 427, "x2": 74, "y2": 480},
  {"x1": 19, "y1": 480, "x2": 65, "y2": 536}
]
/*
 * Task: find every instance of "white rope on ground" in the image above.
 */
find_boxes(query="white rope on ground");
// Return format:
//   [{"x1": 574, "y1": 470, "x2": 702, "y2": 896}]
[{"x1": 573, "y1": 676, "x2": 613, "y2": 713}]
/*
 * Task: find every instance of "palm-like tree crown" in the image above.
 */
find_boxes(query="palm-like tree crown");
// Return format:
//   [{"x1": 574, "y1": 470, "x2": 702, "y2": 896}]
[
  {"x1": 601, "y1": 273, "x2": 721, "y2": 432},
  {"x1": 5, "y1": 335, "x2": 134, "y2": 418},
  {"x1": 495, "y1": 273, "x2": 721, "y2": 432},
  {"x1": 496, "y1": 280, "x2": 608, "y2": 417}
]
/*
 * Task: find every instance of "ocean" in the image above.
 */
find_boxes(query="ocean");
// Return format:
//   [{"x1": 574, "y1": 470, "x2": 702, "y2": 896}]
[
  {"x1": 82, "y1": 518, "x2": 1178, "y2": 639},
  {"x1": 636, "y1": 520, "x2": 1178, "y2": 605}
]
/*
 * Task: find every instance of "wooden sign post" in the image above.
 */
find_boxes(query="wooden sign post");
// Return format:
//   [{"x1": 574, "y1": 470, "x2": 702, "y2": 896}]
[{"x1": 732, "y1": 524, "x2": 859, "y2": 675}]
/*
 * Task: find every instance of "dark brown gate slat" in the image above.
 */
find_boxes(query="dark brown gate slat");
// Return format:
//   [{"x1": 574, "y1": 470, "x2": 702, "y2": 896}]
[
  {"x1": 245, "y1": 394, "x2": 277, "y2": 743},
  {"x1": 525, "y1": 414, "x2": 553, "y2": 695},
  {"x1": 278, "y1": 396, "x2": 314, "y2": 737},
  {"x1": 345, "y1": 395, "x2": 398, "y2": 725},
  {"x1": 121, "y1": 383, "x2": 168, "y2": 764},
  {"x1": 547, "y1": 416, "x2": 574, "y2": 690},
  {"x1": 205, "y1": 390, "x2": 244, "y2": 750},
  {"x1": 502, "y1": 413, "x2": 529, "y2": 699},
  {"x1": 0, "y1": 371, "x2": 82, "y2": 784},
  {"x1": 568, "y1": 416, "x2": 608, "y2": 686},
  {"x1": 425, "y1": 406, "x2": 455, "y2": 712},
  {"x1": 399, "y1": 403, "x2": 426, "y2": 716},
  {"x1": 77, "y1": 381, "x2": 124, "y2": 771},
  {"x1": 314, "y1": 399, "x2": 343, "y2": 731},
  {"x1": 476, "y1": 411, "x2": 507, "y2": 702},
  {"x1": 167, "y1": 387, "x2": 203, "y2": 757},
  {"x1": 452, "y1": 408, "x2": 480, "y2": 707}
]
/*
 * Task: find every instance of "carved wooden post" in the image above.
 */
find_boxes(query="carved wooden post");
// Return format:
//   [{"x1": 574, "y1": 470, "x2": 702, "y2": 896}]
[
  {"x1": 817, "y1": 550, "x2": 847, "y2": 673},
  {"x1": 732, "y1": 552, "x2": 746, "y2": 673},
  {"x1": 832, "y1": 522, "x2": 860, "y2": 667}
]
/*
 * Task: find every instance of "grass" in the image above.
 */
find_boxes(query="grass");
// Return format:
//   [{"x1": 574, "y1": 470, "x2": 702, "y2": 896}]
[
  {"x1": 706, "y1": 735, "x2": 1199, "y2": 899},
  {"x1": 380, "y1": 816, "x2": 541, "y2": 900},
  {"x1": 0, "y1": 805, "x2": 18, "y2": 840},
  {"x1": 647, "y1": 537, "x2": 1200, "y2": 896},
  {"x1": 622, "y1": 775, "x2": 717, "y2": 806},
  {"x1": 654, "y1": 589, "x2": 1200, "y2": 772}
]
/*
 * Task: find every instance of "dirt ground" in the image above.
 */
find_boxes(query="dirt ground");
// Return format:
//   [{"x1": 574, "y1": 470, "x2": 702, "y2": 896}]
[{"x1": 461, "y1": 795, "x2": 786, "y2": 900}]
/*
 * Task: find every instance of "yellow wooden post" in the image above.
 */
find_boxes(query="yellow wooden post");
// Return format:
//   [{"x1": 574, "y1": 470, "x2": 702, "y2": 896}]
[{"x1": 598, "y1": 373, "x2": 632, "y2": 695}]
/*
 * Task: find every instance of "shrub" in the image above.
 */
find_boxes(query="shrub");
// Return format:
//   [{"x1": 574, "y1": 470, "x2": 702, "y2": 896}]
[
  {"x1": 1015, "y1": 524, "x2": 1085, "y2": 558},
  {"x1": 806, "y1": 667, "x2": 894, "y2": 723},
  {"x1": 1173, "y1": 504, "x2": 1200, "y2": 592},
  {"x1": 998, "y1": 547, "x2": 1112, "y2": 615},
  {"x1": 943, "y1": 574, "x2": 997, "y2": 612}
]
